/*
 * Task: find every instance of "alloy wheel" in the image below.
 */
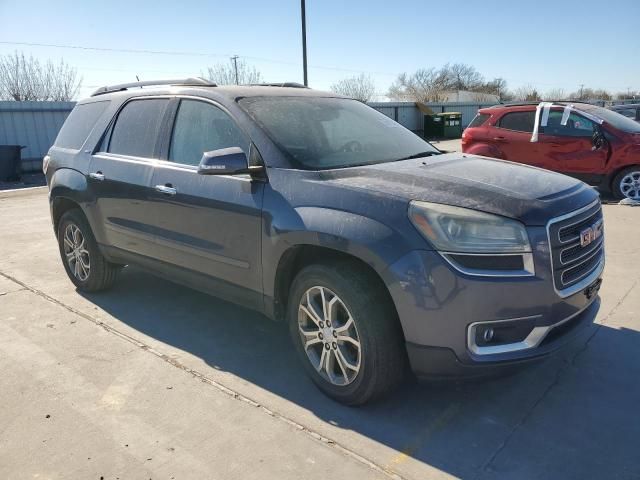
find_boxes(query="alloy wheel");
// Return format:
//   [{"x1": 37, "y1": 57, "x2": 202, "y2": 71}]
[
  {"x1": 297, "y1": 286, "x2": 361, "y2": 386},
  {"x1": 63, "y1": 223, "x2": 91, "y2": 282},
  {"x1": 620, "y1": 171, "x2": 640, "y2": 200}
]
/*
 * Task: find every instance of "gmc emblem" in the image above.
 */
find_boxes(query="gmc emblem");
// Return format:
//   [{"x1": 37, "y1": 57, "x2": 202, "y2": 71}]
[{"x1": 580, "y1": 220, "x2": 603, "y2": 247}]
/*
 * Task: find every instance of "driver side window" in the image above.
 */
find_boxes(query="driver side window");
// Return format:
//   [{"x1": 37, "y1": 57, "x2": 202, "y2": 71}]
[
  {"x1": 169, "y1": 100, "x2": 249, "y2": 166},
  {"x1": 542, "y1": 111, "x2": 595, "y2": 137}
]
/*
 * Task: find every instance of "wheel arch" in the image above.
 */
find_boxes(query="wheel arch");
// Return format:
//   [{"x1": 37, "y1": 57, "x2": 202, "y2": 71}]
[
  {"x1": 464, "y1": 142, "x2": 504, "y2": 159},
  {"x1": 48, "y1": 168, "x2": 103, "y2": 240},
  {"x1": 51, "y1": 196, "x2": 83, "y2": 233},
  {"x1": 270, "y1": 244, "x2": 405, "y2": 342}
]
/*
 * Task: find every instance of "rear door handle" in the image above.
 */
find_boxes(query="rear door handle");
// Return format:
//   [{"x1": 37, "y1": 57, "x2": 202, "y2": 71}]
[
  {"x1": 89, "y1": 172, "x2": 105, "y2": 181},
  {"x1": 492, "y1": 136, "x2": 506, "y2": 142},
  {"x1": 155, "y1": 184, "x2": 177, "y2": 196}
]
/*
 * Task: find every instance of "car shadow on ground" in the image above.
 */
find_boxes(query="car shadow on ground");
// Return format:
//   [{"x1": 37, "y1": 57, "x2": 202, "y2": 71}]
[{"x1": 79, "y1": 266, "x2": 640, "y2": 479}]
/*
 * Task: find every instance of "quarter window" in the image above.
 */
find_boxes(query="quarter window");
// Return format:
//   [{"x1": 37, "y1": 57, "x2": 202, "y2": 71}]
[
  {"x1": 108, "y1": 99, "x2": 168, "y2": 158},
  {"x1": 498, "y1": 111, "x2": 536, "y2": 133},
  {"x1": 468, "y1": 113, "x2": 490, "y2": 128},
  {"x1": 55, "y1": 101, "x2": 110, "y2": 150},
  {"x1": 169, "y1": 100, "x2": 248, "y2": 166}
]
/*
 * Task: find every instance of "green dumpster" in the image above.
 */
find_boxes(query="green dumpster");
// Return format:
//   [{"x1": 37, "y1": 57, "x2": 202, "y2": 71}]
[
  {"x1": 423, "y1": 114, "x2": 444, "y2": 138},
  {"x1": 423, "y1": 112, "x2": 463, "y2": 139},
  {"x1": 441, "y1": 112, "x2": 462, "y2": 138}
]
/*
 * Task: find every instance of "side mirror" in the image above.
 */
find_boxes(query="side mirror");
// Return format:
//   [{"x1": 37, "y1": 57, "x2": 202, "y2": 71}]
[
  {"x1": 197, "y1": 147, "x2": 250, "y2": 175},
  {"x1": 591, "y1": 127, "x2": 607, "y2": 151}
]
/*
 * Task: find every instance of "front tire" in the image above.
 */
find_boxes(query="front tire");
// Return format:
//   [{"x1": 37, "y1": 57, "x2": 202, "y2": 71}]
[
  {"x1": 612, "y1": 166, "x2": 640, "y2": 200},
  {"x1": 288, "y1": 261, "x2": 406, "y2": 405},
  {"x1": 57, "y1": 209, "x2": 119, "y2": 292}
]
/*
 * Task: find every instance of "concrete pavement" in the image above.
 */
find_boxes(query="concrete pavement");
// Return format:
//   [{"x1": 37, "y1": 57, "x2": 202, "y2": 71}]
[{"x1": 1, "y1": 187, "x2": 639, "y2": 480}]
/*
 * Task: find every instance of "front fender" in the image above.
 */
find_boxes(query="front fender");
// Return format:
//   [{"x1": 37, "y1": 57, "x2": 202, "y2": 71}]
[{"x1": 262, "y1": 204, "x2": 418, "y2": 301}]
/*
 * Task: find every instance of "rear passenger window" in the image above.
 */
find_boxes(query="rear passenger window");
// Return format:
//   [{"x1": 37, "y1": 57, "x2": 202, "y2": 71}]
[
  {"x1": 468, "y1": 114, "x2": 490, "y2": 128},
  {"x1": 54, "y1": 101, "x2": 109, "y2": 150},
  {"x1": 169, "y1": 100, "x2": 248, "y2": 166},
  {"x1": 498, "y1": 111, "x2": 536, "y2": 133},
  {"x1": 108, "y1": 99, "x2": 168, "y2": 158}
]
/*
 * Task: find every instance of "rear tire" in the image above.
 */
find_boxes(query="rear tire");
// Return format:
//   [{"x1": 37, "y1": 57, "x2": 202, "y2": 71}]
[
  {"x1": 612, "y1": 166, "x2": 640, "y2": 200},
  {"x1": 288, "y1": 261, "x2": 406, "y2": 405},
  {"x1": 57, "y1": 209, "x2": 119, "y2": 292}
]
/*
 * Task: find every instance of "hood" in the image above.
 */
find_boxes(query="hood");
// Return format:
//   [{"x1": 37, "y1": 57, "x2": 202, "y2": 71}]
[{"x1": 319, "y1": 153, "x2": 599, "y2": 225}]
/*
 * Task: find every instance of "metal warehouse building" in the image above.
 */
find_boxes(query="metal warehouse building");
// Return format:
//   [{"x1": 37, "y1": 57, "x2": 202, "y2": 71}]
[{"x1": 0, "y1": 101, "x2": 74, "y2": 172}]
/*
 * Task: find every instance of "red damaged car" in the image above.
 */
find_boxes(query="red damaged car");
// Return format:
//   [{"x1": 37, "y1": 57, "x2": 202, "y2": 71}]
[{"x1": 462, "y1": 102, "x2": 640, "y2": 199}]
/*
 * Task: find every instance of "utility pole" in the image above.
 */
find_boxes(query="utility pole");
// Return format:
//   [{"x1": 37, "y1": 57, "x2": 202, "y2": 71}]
[
  {"x1": 301, "y1": 0, "x2": 308, "y2": 86},
  {"x1": 231, "y1": 55, "x2": 239, "y2": 85},
  {"x1": 579, "y1": 84, "x2": 584, "y2": 99}
]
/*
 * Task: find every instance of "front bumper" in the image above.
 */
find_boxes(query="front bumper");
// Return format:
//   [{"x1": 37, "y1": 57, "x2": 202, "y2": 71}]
[
  {"x1": 405, "y1": 297, "x2": 598, "y2": 378},
  {"x1": 383, "y1": 224, "x2": 602, "y2": 377}
]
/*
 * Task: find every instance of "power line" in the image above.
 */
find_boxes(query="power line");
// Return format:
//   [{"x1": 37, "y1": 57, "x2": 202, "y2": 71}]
[
  {"x1": 0, "y1": 40, "x2": 635, "y2": 91},
  {"x1": 0, "y1": 40, "x2": 232, "y2": 58},
  {"x1": 0, "y1": 40, "x2": 396, "y2": 76}
]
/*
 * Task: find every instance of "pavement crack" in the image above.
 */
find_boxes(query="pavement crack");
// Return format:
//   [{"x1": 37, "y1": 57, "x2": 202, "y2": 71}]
[
  {"x1": 0, "y1": 287, "x2": 27, "y2": 297},
  {"x1": 0, "y1": 269, "x2": 406, "y2": 480},
  {"x1": 475, "y1": 277, "x2": 640, "y2": 479}
]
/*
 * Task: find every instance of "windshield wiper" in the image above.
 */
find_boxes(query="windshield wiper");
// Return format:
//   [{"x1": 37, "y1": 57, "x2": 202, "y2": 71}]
[{"x1": 397, "y1": 151, "x2": 441, "y2": 161}]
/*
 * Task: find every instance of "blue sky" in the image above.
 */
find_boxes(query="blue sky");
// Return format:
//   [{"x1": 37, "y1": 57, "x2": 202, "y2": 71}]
[{"x1": 0, "y1": 0, "x2": 638, "y2": 99}]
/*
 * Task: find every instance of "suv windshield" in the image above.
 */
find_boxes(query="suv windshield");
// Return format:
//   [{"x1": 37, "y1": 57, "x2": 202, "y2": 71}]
[
  {"x1": 577, "y1": 104, "x2": 640, "y2": 133},
  {"x1": 239, "y1": 96, "x2": 439, "y2": 169}
]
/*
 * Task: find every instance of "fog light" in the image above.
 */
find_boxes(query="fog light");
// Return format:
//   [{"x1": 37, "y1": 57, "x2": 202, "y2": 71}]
[{"x1": 483, "y1": 328, "x2": 495, "y2": 342}]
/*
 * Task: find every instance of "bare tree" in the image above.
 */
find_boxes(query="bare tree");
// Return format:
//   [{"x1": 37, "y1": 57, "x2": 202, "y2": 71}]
[
  {"x1": 477, "y1": 77, "x2": 508, "y2": 99},
  {"x1": 567, "y1": 87, "x2": 612, "y2": 101},
  {"x1": 388, "y1": 64, "x2": 510, "y2": 102},
  {"x1": 44, "y1": 59, "x2": 82, "y2": 101},
  {"x1": 440, "y1": 63, "x2": 484, "y2": 91},
  {"x1": 205, "y1": 58, "x2": 262, "y2": 85},
  {"x1": 512, "y1": 85, "x2": 541, "y2": 101},
  {"x1": 388, "y1": 68, "x2": 449, "y2": 102},
  {"x1": 0, "y1": 52, "x2": 81, "y2": 101},
  {"x1": 616, "y1": 90, "x2": 639, "y2": 100},
  {"x1": 592, "y1": 89, "x2": 613, "y2": 101},
  {"x1": 543, "y1": 88, "x2": 566, "y2": 101},
  {"x1": 330, "y1": 73, "x2": 376, "y2": 102}
]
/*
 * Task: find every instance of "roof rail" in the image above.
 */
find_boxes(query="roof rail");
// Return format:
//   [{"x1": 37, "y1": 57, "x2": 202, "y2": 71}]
[
  {"x1": 249, "y1": 82, "x2": 309, "y2": 88},
  {"x1": 91, "y1": 77, "x2": 216, "y2": 97},
  {"x1": 492, "y1": 100, "x2": 595, "y2": 108}
]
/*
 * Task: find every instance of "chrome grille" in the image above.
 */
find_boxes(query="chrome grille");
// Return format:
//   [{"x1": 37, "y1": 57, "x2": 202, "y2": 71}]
[{"x1": 548, "y1": 201, "x2": 604, "y2": 294}]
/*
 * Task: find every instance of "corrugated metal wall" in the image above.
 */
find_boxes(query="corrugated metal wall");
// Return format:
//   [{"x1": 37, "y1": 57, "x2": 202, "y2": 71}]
[
  {"x1": 368, "y1": 101, "x2": 496, "y2": 132},
  {"x1": 0, "y1": 101, "x2": 75, "y2": 171}
]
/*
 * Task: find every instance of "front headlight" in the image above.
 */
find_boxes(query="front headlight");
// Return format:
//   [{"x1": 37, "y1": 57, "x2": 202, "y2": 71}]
[{"x1": 408, "y1": 201, "x2": 531, "y2": 253}]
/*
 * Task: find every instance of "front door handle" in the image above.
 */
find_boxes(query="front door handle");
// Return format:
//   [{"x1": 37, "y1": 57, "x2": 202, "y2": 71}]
[
  {"x1": 89, "y1": 171, "x2": 105, "y2": 181},
  {"x1": 492, "y1": 136, "x2": 507, "y2": 142},
  {"x1": 155, "y1": 184, "x2": 177, "y2": 196}
]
